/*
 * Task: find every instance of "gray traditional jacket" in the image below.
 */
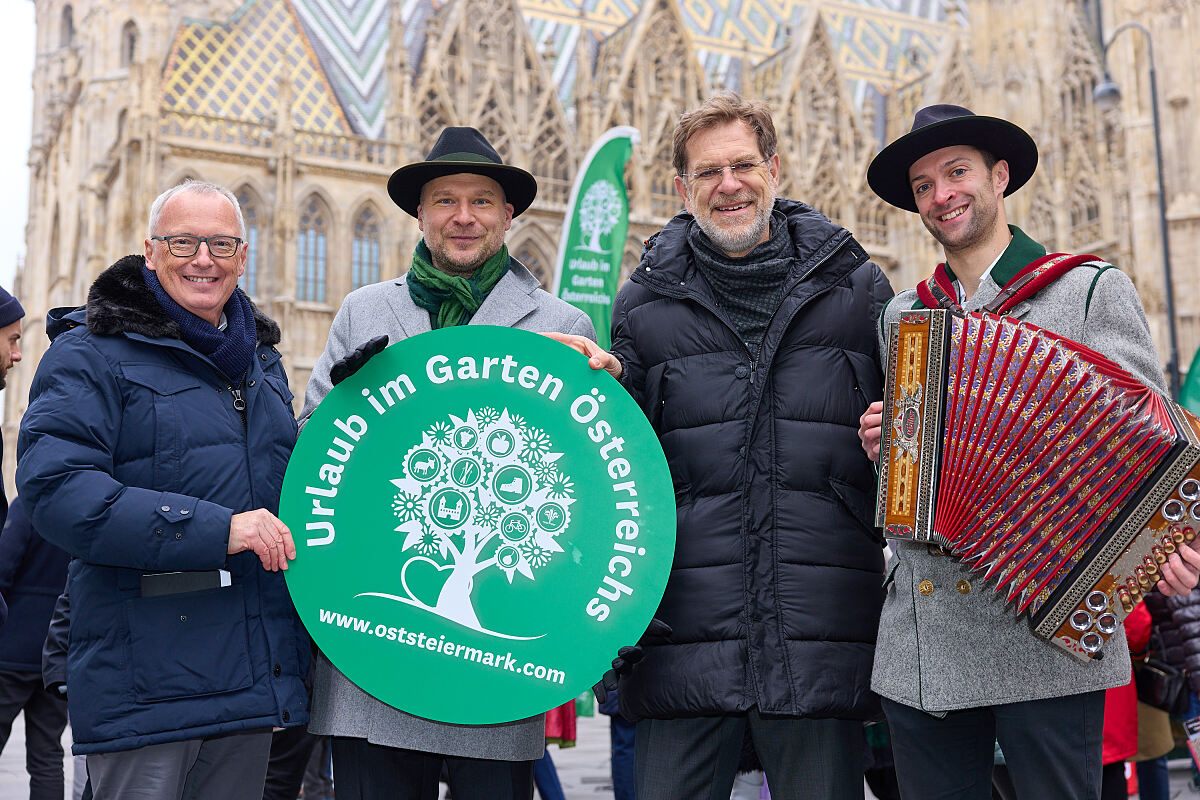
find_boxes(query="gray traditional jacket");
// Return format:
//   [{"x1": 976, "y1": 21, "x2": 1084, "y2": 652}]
[
  {"x1": 873, "y1": 226, "x2": 1165, "y2": 712},
  {"x1": 300, "y1": 260, "x2": 596, "y2": 760}
]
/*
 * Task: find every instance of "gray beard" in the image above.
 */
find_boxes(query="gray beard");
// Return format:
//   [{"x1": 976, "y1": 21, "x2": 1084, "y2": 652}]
[{"x1": 694, "y1": 199, "x2": 773, "y2": 257}]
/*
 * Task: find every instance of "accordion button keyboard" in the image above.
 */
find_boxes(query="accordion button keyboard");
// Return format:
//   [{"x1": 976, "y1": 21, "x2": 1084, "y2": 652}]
[
  {"x1": 1085, "y1": 591, "x2": 1109, "y2": 613},
  {"x1": 956, "y1": 580, "x2": 970, "y2": 594},
  {"x1": 918, "y1": 580, "x2": 934, "y2": 596},
  {"x1": 1117, "y1": 588, "x2": 1135, "y2": 613}
]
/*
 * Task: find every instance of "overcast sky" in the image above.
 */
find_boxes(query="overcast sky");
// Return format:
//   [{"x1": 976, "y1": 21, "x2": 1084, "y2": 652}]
[{"x1": 0, "y1": 1, "x2": 35, "y2": 293}]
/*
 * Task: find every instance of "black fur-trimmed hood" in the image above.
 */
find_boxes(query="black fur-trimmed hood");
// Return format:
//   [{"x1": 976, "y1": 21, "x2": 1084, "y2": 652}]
[{"x1": 83, "y1": 255, "x2": 281, "y2": 346}]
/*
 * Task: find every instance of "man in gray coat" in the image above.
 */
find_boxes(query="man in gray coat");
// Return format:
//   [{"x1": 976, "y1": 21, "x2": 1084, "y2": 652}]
[
  {"x1": 301, "y1": 127, "x2": 595, "y2": 800},
  {"x1": 857, "y1": 105, "x2": 1200, "y2": 799}
]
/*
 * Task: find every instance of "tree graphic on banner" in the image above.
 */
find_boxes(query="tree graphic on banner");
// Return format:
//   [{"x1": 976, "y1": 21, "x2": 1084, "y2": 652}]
[
  {"x1": 367, "y1": 407, "x2": 574, "y2": 638},
  {"x1": 576, "y1": 180, "x2": 623, "y2": 253}
]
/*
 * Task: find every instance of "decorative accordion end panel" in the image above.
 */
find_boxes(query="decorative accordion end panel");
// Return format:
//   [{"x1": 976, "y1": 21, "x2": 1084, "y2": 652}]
[{"x1": 876, "y1": 309, "x2": 1200, "y2": 661}]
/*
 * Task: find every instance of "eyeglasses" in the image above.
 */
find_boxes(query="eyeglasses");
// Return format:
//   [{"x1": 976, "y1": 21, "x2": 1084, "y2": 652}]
[
  {"x1": 151, "y1": 235, "x2": 243, "y2": 258},
  {"x1": 678, "y1": 157, "x2": 771, "y2": 186}
]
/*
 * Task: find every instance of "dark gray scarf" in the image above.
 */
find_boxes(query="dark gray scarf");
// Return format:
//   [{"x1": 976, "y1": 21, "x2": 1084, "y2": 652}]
[{"x1": 688, "y1": 209, "x2": 792, "y2": 360}]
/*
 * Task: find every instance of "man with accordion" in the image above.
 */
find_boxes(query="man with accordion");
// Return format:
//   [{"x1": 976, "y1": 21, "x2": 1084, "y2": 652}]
[{"x1": 858, "y1": 105, "x2": 1200, "y2": 799}]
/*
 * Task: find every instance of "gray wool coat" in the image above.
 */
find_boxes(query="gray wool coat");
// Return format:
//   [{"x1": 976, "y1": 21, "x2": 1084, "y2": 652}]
[
  {"x1": 300, "y1": 260, "x2": 596, "y2": 759},
  {"x1": 873, "y1": 228, "x2": 1166, "y2": 713}
]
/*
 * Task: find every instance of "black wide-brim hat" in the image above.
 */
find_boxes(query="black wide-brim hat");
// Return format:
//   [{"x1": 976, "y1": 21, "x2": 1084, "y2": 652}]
[
  {"x1": 387, "y1": 127, "x2": 538, "y2": 218},
  {"x1": 867, "y1": 104, "x2": 1038, "y2": 212}
]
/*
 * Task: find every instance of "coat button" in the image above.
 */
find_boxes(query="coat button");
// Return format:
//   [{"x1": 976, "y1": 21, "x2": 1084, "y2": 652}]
[
  {"x1": 734, "y1": 365, "x2": 749, "y2": 379},
  {"x1": 175, "y1": 533, "x2": 183, "y2": 540},
  {"x1": 261, "y1": 353, "x2": 269, "y2": 360},
  {"x1": 180, "y1": 615, "x2": 187, "y2": 622},
  {"x1": 273, "y1": 664, "x2": 281, "y2": 677},
  {"x1": 282, "y1": 710, "x2": 290, "y2": 723},
  {"x1": 957, "y1": 580, "x2": 971, "y2": 594},
  {"x1": 154, "y1": 529, "x2": 163, "y2": 536},
  {"x1": 180, "y1": 509, "x2": 189, "y2": 515},
  {"x1": 161, "y1": 505, "x2": 171, "y2": 512},
  {"x1": 918, "y1": 580, "x2": 934, "y2": 595},
  {"x1": 249, "y1": 380, "x2": 255, "y2": 387}
]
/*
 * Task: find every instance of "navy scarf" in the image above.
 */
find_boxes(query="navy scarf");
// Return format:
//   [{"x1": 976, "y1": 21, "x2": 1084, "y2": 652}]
[{"x1": 142, "y1": 266, "x2": 257, "y2": 382}]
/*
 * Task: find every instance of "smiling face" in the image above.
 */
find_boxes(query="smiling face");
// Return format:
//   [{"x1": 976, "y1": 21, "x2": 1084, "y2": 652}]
[
  {"x1": 674, "y1": 120, "x2": 780, "y2": 258},
  {"x1": 417, "y1": 173, "x2": 514, "y2": 277},
  {"x1": 909, "y1": 144, "x2": 1009, "y2": 255},
  {"x1": 144, "y1": 192, "x2": 246, "y2": 326}
]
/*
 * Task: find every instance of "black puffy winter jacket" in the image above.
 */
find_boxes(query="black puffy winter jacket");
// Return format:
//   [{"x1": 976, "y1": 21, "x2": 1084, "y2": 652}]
[{"x1": 611, "y1": 199, "x2": 893, "y2": 720}]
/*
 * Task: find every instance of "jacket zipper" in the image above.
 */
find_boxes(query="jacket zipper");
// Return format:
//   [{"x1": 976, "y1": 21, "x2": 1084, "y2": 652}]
[{"x1": 229, "y1": 382, "x2": 247, "y2": 428}]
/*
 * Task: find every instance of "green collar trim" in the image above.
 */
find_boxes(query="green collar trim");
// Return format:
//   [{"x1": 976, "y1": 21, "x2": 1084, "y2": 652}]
[{"x1": 990, "y1": 225, "x2": 1047, "y2": 287}]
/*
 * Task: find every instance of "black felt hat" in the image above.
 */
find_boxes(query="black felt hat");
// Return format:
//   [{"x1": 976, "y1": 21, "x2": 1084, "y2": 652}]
[
  {"x1": 867, "y1": 104, "x2": 1038, "y2": 212},
  {"x1": 387, "y1": 127, "x2": 538, "y2": 218}
]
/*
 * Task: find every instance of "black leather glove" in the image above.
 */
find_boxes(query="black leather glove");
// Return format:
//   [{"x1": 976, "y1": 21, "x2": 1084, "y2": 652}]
[
  {"x1": 330, "y1": 335, "x2": 389, "y2": 386},
  {"x1": 593, "y1": 617, "x2": 672, "y2": 704}
]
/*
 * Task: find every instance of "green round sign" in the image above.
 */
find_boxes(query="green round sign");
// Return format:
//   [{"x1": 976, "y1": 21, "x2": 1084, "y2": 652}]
[{"x1": 281, "y1": 326, "x2": 676, "y2": 724}]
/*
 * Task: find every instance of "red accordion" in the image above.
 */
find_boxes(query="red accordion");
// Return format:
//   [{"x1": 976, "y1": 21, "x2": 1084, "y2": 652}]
[{"x1": 876, "y1": 308, "x2": 1200, "y2": 660}]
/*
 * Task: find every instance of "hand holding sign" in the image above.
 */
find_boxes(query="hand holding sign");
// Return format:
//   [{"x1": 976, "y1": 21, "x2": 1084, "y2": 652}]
[
  {"x1": 330, "y1": 335, "x2": 390, "y2": 386},
  {"x1": 542, "y1": 332, "x2": 622, "y2": 379},
  {"x1": 592, "y1": 617, "x2": 672, "y2": 704}
]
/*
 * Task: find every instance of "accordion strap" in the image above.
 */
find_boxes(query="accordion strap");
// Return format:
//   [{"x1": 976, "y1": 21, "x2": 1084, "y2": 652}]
[
  {"x1": 916, "y1": 253, "x2": 1101, "y2": 316},
  {"x1": 985, "y1": 253, "x2": 1101, "y2": 315}
]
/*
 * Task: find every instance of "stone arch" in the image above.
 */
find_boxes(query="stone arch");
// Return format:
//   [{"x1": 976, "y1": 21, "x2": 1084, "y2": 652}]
[
  {"x1": 234, "y1": 184, "x2": 266, "y2": 297},
  {"x1": 297, "y1": 193, "x2": 333, "y2": 303},
  {"x1": 60, "y1": 5, "x2": 74, "y2": 49},
  {"x1": 509, "y1": 222, "x2": 557, "y2": 289},
  {"x1": 120, "y1": 20, "x2": 137, "y2": 68},
  {"x1": 351, "y1": 202, "x2": 384, "y2": 290}
]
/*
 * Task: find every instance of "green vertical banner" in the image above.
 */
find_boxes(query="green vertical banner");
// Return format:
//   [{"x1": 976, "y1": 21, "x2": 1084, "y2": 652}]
[
  {"x1": 553, "y1": 126, "x2": 639, "y2": 349},
  {"x1": 1181, "y1": 345, "x2": 1200, "y2": 414}
]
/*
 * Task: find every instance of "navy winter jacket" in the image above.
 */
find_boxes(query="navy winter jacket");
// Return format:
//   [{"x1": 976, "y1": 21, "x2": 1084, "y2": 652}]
[
  {"x1": 17, "y1": 256, "x2": 310, "y2": 754},
  {"x1": 0, "y1": 496, "x2": 69, "y2": 672},
  {"x1": 611, "y1": 199, "x2": 893, "y2": 720}
]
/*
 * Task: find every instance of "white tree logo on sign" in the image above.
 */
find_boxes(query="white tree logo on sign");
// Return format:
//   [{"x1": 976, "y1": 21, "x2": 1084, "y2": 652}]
[
  {"x1": 359, "y1": 407, "x2": 574, "y2": 639},
  {"x1": 575, "y1": 179, "x2": 623, "y2": 253}
]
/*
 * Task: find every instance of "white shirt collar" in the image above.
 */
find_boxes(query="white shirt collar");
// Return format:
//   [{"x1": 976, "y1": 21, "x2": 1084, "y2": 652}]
[
  {"x1": 217, "y1": 313, "x2": 228, "y2": 331},
  {"x1": 953, "y1": 239, "x2": 1011, "y2": 305}
]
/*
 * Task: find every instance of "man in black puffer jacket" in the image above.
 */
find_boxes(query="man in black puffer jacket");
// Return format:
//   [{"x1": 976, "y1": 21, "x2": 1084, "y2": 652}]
[{"x1": 550, "y1": 92, "x2": 893, "y2": 800}]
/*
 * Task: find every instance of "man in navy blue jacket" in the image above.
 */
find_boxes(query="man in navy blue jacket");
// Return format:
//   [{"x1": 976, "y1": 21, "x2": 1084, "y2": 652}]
[
  {"x1": 17, "y1": 182, "x2": 309, "y2": 800},
  {"x1": 0, "y1": 497, "x2": 70, "y2": 800}
]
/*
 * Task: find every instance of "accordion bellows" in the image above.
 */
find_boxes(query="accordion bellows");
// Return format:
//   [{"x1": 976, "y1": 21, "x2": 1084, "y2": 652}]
[{"x1": 876, "y1": 309, "x2": 1200, "y2": 660}]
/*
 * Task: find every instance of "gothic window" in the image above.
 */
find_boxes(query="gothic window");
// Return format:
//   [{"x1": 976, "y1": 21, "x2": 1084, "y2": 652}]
[
  {"x1": 351, "y1": 207, "x2": 381, "y2": 290},
  {"x1": 236, "y1": 188, "x2": 261, "y2": 297},
  {"x1": 297, "y1": 196, "x2": 329, "y2": 303},
  {"x1": 512, "y1": 238, "x2": 551, "y2": 289},
  {"x1": 60, "y1": 5, "x2": 75, "y2": 48},
  {"x1": 121, "y1": 21, "x2": 137, "y2": 67}
]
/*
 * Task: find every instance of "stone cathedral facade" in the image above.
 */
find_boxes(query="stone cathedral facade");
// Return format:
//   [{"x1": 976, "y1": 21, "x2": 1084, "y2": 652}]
[{"x1": 7, "y1": 0, "x2": 1199, "y2": 488}]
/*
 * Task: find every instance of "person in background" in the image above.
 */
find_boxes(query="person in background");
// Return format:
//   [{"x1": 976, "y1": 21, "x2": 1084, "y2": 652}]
[
  {"x1": 1141, "y1": 586, "x2": 1200, "y2": 798},
  {"x1": 598, "y1": 688, "x2": 636, "y2": 800},
  {"x1": 0, "y1": 496, "x2": 70, "y2": 800},
  {"x1": 1099, "y1": 603, "x2": 1149, "y2": 800}
]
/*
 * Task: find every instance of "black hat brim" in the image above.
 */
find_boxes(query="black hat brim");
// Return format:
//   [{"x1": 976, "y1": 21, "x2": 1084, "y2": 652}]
[
  {"x1": 387, "y1": 161, "x2": 538, "y2": 218},
  {"x1": 867, "y1": 115, "x2": 1038, "y2": 212}
]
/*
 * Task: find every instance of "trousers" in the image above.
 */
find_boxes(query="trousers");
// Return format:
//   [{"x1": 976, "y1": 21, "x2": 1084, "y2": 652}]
[
  {"x1": 634, "y1": 708, "x2": 864, "y2": 800},
  {"x1": 882, "y1": 690, "x2": 1105, "y2": 800},
  {"x1": 0, "y1": 669, "x2": 69, "y2": 800}
]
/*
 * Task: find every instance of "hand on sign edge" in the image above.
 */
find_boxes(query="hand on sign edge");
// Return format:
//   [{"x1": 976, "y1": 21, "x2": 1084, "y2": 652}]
[{"x1": 330, "y1": 335, "x2": 389, "y2": 387}]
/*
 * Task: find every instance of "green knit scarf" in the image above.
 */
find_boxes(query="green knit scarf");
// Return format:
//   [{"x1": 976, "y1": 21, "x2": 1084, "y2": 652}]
[{"x1": 407, "y1": 240, "x2": 512, "y2": 329}]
